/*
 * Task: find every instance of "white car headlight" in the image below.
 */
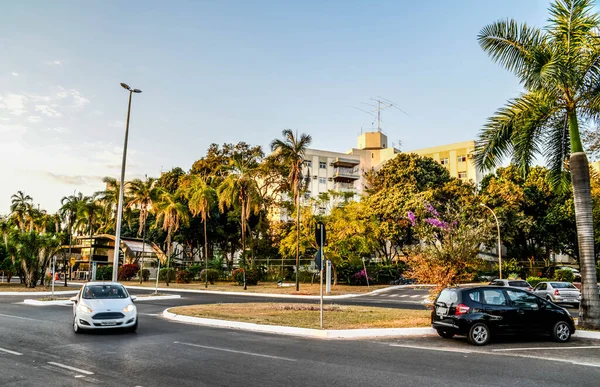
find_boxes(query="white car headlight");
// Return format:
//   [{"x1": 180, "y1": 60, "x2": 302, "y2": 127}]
[
  {"x1": 123, "y1": 304, "x2": 136, "y2": 313},
  {"x1": 78, "y1": 304, "x2": 93, "y2": 313}
]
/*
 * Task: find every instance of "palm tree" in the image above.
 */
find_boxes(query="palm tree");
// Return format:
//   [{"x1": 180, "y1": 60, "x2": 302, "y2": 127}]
[
  {"x1": 475, "y1": 0, "x2": 600, "y2": 328},
  {"x1": 95, "y1": 177, "x2": 122, "y2": 233},
  {"x1": 180, "y1": 175, "x2": 217, "y2": 288},
  {"x1": 10, "y1": 191, "x2": 33, "y2": 232},
  {"x1": 127, "y1": 177, "x2": 157, "y2": 283},
  {"x1": 60, "y1": 192, "x2": 84, "y2": 285},
  {"x1": 153, "y1": 189, "x2": 189, "y2": 286},
  {"x1": 76, "y1": 197, "x2": 102, "y2": 273},
  {"x1": 217, "y1": 154, "x2": 261, "y2": 271},
  {"x1": 270, "y1": 129, "x2": 312, "y2": 291}
]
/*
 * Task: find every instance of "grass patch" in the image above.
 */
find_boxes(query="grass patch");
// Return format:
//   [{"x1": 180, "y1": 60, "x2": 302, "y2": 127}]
[
  {"x1": 38, "y1": 296, "x2": 71, "y2": 301},
  {"x1": 123, "y1": 281, "x2": 389, "y2": 296},
  {"x1": 170, "y1": 303, "x2": 430, "y2": 329},
  {"x1": 0, "y1": 283, "x2": 73, "y2": 292}
]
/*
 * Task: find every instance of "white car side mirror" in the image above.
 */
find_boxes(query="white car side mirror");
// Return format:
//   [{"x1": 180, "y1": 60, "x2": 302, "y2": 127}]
[
  {"x1": 131, "y1": 295, "x2": 137, "y2": 301},
  {"x1": 70, "y1": 296, "x2": 78, "y2": 303}
]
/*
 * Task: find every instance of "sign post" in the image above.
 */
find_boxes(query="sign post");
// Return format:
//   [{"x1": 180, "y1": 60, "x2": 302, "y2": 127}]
[
  {"x1": 326, "y1": 260, "x2": 331, "y2": 294},
  {"x1": 315, "y1": 222, "x2": 326, "y2": 329},
  {"x1": 51, "y1": 256, "x2": 56, "y2": 296},
  {"x1": 154, "y1": 259, "x2": 161, "y2": 295}
]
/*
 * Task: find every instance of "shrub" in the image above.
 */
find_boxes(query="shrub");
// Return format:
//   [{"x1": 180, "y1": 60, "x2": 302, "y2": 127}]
[
  {"x1": 159, "y1": 268, "x2": 176, "y2": 281},
  {"x1": 352, "y1": 269, "x2": 372, "y2": 286},
  {"x1": 176, "y1": 269, "x2": 193, "y2": 284},
  {"x1": 372, "y1": 264, "x2": 406, "y2": 285},
  {"x1": 141, "y1": 269, "x2": 150, "y2": 281},
  {"x1": 96, "y1": 265, "x2": 113, "y2": 280},
  {"x1": 200, "y1": 268, "x2": 219, "y2": 284},
  {"x1": 526, "y1": 276, "x2": 550, "y2": 287},
  {"x1": 232, "y1": 268, "x2": 259, "y2": 286},
  {"x1": 554, "y1": 269, "x2": 575, "y2": 282},
  {"x1": 507, "y1": 273, "x2": 519, "y2": 280},
  {"x1": 118, "y1": 264, "x2": 139, "y2": 281},
  {"x1": 297, "y1": 269, "x2": 317, "y2": 284},
  {"x1": 188, "y1": 264, "x2": 203, "y2": 279}
]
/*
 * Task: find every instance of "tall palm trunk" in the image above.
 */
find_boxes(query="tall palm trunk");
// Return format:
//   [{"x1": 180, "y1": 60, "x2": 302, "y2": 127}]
[
  {"x1": 139, "y1": 208, "x2": 147, "y2": 284},
  {"x1": 569, "y1": 113, "x2": 600, "y2": 328},
  {"x1": 165, "y1": 224, "x2": 172, "y2": 286}
]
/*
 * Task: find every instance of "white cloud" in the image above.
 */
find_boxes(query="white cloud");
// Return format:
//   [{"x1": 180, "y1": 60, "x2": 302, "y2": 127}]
[
  {"x1": 70, "y1": 90, "x2": 90, "y2": 109},
  {"x1": 109, "y1": 120, "x2": 125, "y2": 128},
  {"x1": 11, "y1": 72, "x2": 19, "y2": 77},
  {"x1": 47, "y1": 60, "x2": 63, "y2": 66},
  {"x1": 45, "y1": 126, "x2": 70, "y2": 134},
  {"x1": 0, "y1": 117, "x2": 10, "y2": 121},
  {"x1": 27, "y1": 116, "x2": 42, "y2": 123},
  {"x1": 35, "y1": 104, "x2": 62, "y2": 117},
  {"x1": 0, "y1": 93, "x2": 27, "y2": 115}
]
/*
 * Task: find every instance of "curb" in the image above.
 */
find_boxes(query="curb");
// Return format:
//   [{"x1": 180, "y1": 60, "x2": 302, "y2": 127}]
[
  {"x1": 574, "y1": 330, "x2": 600, "y2": 339},
  {"x1": 22, "y1": 294, "x2": 181, "y2": 306},
  {"x1": 125, "y1": 284, "x2": 430, "y2": 300},
  {"x1": 162, "y1": 308, "x2": 436, "y2": 339},
  {"x1": 1, "y1": 290, "x2": 78, "y2": 296}
]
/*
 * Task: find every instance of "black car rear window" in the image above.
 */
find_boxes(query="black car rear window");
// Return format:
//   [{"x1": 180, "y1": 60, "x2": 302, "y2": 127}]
[
  {"x1": 508, "y1": 281, "x2": 529, "y2": 287},
  {"x1": 437, "y1": 289, "x2": 459, "y2": 305}
]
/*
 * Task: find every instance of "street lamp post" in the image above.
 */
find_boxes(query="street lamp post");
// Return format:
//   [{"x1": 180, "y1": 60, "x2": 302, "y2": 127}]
[
  {"x1": 112, "y1": 83, "x2": 142, "y2": 282},
  {"x1": 480, "y1": 203, "x2": 502, "y2": 279}
]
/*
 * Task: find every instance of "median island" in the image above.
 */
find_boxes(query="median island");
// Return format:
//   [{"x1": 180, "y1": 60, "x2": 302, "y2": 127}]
[{"x1": 169, "y1": 303, "x2": 430, "y2": 329}]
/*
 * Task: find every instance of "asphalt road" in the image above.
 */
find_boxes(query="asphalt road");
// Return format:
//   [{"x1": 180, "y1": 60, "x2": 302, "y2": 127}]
[{"x1": 0, "y1": 291, "x2": 598, "y2": 386}]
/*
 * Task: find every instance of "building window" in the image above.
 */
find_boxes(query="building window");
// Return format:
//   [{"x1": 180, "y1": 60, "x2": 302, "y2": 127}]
[
  {"x1": 304, "y1": 160, "x2": 312, "y2": 168},
  {"x1": 440, "y1": 158, "x2": 449, "y2": 165},
  {"x1": 319, "y1": 177, "x2": 327, "y2": 184},
  {"x1": 304, "y1": 192, "x2": 311, "y2": 199},
  {"x1": 319, "y1": 161, "x2": 327, "y2": 169},
  {"x1": 458, "y1": 171, "x2": 467, "y2": 179},
  {"x1": 457, "y1": 155, "x2": 467, "y2": 162}
]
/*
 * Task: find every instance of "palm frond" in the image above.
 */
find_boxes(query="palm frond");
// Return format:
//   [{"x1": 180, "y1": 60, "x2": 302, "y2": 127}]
[
  {"x1": 478, "y1": 19, "x2": 545, "y2": 77},
  {"x1": 544, "y1": 112, "x2": 572, "y2": 191},
  {"x1": 548, "y1": 0, "x2": 599, "y2": 54}
]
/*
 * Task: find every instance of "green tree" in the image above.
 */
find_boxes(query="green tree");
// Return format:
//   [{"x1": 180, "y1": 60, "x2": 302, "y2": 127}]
[
  {"x1": 127, "y1": 177, "x2": 158, "y2": 283},
  {"x1": 270, "y1": 129, "x2": 312, "y2": 291},
  {"x1": 6, "y1": 230, "x2": 59, "y2": 288},
  {"x1": 59, "y1": 192, "x2": 85, "y2": 286},
  {"x1": 153, "y1": 189, "x2": 189, "y2": 286},
  {"x1": 180, "y1": 174, "x2": 217, "y2": 288},
  {"x1": 10, "y1": 191, "x2": 33, "y2": 232},
  {"x1": 475, "y1": 0, "x2": 600, "y2": 327}
]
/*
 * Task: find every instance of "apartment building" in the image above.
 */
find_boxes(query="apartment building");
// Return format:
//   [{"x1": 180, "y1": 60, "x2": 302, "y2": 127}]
[{"x1": 409, "y1": 140, "x2": 483, "y2": 183}]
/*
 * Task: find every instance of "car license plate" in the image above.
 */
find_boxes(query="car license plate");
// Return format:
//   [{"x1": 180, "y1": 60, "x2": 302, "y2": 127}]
[
  {"x1": 101, "y1": 321, "x2": 117, "y2": 326},
  {"x1": 436, "y1": 307, "x2": 448, "y2": 317}
]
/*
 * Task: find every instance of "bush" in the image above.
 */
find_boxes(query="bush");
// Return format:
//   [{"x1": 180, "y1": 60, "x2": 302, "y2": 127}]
[
  {"x1": 297, "y1": 269, "x2": 317, "y2": 284},
  {"x1": 96, "y1": 265, "x2": 113, "y2": 280},
  {"x1": 554, "y1": 269, "x2": 575, "y2": 282},
  {"x1": 526, "y1": 276, "x2": 550, "y2": 287},
  {"x1": 232, "y1": 268, "x2": 259, "y2": 286},
  {"x1": 352, "y1": 269, "x2": 372, "y2": 286},
  {"x1": 507, "y1": 273, "x2": 519, "y2": 280},
  {"x1": 176, "y1": 269, "x2": 193, "y2": 284},
  {"x1": 159, "y1": 268, "x2": 176, "y2": 281},
  {"x1": 188, "y1": 264, "x2": 203, "y2": 279},
  {"x1": 118, "y1": 264, "x2": 139, "y2": 281},
  {"x1": 372, "y1": 264, "x2": 406, "y2": 285},
  {"x1": 141, "y1": 269, "x2": 150, "y2": 281},
  {"x1": 200, "y1": 268, "x2": 219, "y2": 284}
]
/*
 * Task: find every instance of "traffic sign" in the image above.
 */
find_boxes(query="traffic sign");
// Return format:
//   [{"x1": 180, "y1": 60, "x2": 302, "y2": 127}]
[
  {"x1": 315, "y1": 222, "x2": 326, "y2": 247},
  {"x1": 314, "y1": 249, "x2": 323, "y2": 271}
]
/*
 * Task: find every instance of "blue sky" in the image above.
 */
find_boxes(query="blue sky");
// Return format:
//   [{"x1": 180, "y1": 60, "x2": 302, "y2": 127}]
[{"x1": 0, "y1": 0, "x2": 557, "y2": 213}]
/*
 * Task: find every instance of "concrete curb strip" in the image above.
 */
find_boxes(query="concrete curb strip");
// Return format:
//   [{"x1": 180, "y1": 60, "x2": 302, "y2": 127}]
[
  {"x1": 23, "y1": 294, "x2": 181, "y2": 306},
  {"x1": 162, "y1": 308, "x2": 437, "y2": 339},
  {"x1": 573, "y1": 330, "x2": 600, "y2": 339},
  {"x1": 126, "y1": 284, "x2": 431, "y2": 300}
]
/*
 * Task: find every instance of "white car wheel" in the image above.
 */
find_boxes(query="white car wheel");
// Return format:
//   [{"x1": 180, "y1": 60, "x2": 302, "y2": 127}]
[{"x1": 73, "y1": 316, "x2": 82, "y2": 334}]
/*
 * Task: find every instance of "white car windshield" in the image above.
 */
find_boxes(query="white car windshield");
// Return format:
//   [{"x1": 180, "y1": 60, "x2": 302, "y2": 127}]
[{"x1": 82, "y1": 285, "x2": 128, "y2": 299}]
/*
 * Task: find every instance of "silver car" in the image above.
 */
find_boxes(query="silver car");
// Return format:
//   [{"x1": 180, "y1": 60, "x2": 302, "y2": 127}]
[
  {"x1": 489, "y1": 279, "x2": 533, "y2": 292},
  {"x1": 533, "y1": 281, "x2": 581, "y2": 307}
]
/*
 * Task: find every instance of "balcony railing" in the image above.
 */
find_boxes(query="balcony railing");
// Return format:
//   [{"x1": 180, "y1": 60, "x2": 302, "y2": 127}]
[
  {"x1": 334, "y1": 182, "x2": 356, "y2": 190},
  {"x1": 333, "y1": 167, "x2": 360, "y2": 180}
]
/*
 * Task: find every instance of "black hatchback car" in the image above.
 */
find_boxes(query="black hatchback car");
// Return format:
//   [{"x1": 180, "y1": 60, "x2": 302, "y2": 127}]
[{"x1": 431, "y1": 286, "x2": 575, "y2": 345}]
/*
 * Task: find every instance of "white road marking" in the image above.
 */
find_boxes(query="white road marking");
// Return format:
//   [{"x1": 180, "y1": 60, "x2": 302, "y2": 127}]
[
  {"x1": 389, "y1": 344, "x2": 474, "y2": 354},
  {"x1": 47, "y1": 362, "x2": 94, "y2": 375},
  {"x1": 400, "y1": 295, "x2": 408, "y2": 298},
  {"x1": 174, "y1": 341, "x2": 296, "y2": 362},
  {"x1": 493, "y1": 346, "x2": 600, "y2": 352},
  {"x1": 410, "y1": 295, "x2": 420, "y2": 298},
  {"x1": 389, "y1": 294, "x2": 399, "y2": 298},
  {"x1": 74, "y1": 375, "x2": 85, "y2": 378},
  {"x1": 0, "y1": 313, "x2": 38, "y2": 321},
  {"x1": 0, "y1": 347, "x2": 23, "y2": 356}
]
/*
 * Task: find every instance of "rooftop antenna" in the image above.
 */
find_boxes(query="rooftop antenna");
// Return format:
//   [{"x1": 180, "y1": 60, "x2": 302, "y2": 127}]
[{"x1": 351, "y1": 96, "x2": 409, "y2": 132}]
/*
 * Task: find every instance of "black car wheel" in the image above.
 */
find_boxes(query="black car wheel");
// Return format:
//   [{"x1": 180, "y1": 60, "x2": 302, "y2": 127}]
[
  {"x1": 467, "y1": 323, "x2": 490, "y2": 346},
  {"x1": 127, "y1": 321, "x2": 138, "y2": 333},
  {"x1": 436, "y1": 329, "x2": 454, "y2": 339},
  {"x1": 552, "y1": 321, "x2": 571, "y2": 343}
]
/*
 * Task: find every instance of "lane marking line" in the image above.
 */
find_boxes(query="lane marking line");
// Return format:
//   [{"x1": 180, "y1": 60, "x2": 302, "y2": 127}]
[
  {"x1": 47, "y1": 362, "x2": 94, "y2": 375},
  {"x1": 400, "y1": 295, "x2": 408, "y2": 298},
  {"x1": 0, "y1": 313, "x2": 38, "y2": 321},
  {"x1": 410, "y1": 295, "x2": 420, "y2": 298},
  {"x1": 0, "y1": 347, "x2": 23, "y2": 356},
  {"x1": 389, "y1": 343, "x2": 474, "y2": 354},
  {"x1": 493, "y1": 346, "x2": 600, "y2": 352},
  {"x1": 174, "y1": 341, "x2": 296, "y2": 362}
]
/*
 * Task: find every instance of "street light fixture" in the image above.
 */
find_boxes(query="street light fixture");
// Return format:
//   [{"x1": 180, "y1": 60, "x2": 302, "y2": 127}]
[
  {"x1": 480, "y1": 203, "x2": 502, "y2": 279},
  {"x1": 112, "y1": 83, "x2": 142, "y2": 282}
]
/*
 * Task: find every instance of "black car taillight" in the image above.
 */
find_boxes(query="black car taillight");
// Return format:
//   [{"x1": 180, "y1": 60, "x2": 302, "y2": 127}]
[{"x1": 455, "y1": 304, "x2": 470, "y2": 315}]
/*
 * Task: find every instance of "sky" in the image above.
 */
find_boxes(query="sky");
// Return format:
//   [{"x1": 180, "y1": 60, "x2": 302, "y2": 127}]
[{"x1": 0, "y1": 0, "x2": 560, "y2": 214}]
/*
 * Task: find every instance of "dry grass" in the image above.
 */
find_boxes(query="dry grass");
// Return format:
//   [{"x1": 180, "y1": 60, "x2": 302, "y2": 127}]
[
  {"x1": 123, "y1": 281, "x2": 388, "y2": 296},
  {"x1": 0, "y1": 283, "x2": 74, "y2": 292},
  {"x1": 170, "y1": 303, "x2": 431, "y2": 329},
  {"x1": 38, "y1": 296, "x2": 71, "y2": 301}
]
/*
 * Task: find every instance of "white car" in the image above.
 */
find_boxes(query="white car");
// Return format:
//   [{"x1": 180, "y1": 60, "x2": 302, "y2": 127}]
[
  {"x1": 533, "y1": 281, "x2": 581, "y2": 307},
  {"x1": 70, "y1": 282, "x2": 137, "y2": 333}
]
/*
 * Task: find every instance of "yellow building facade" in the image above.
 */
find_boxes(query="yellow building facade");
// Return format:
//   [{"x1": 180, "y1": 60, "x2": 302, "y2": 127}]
[{"x1": 409, "y1": 140, "x2": 482, "y2": 183}]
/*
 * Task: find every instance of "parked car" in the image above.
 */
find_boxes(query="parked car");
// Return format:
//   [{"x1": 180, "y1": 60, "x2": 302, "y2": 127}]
[
  {"x1": 70, "y1": 282, "x2": 137, "y2": 333},
  {"x1": 532, "y1": 281, "x2": 581, "y2": 307},
  {"x1": 489, "y1": 279, "x2": 533, "y2": 292},
  {"x1": 557, "y1": 266, "x2": 581, "y2": 281},
  {"x1": 431, "y1": 286, "x2": 575, "y2": 346}
]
